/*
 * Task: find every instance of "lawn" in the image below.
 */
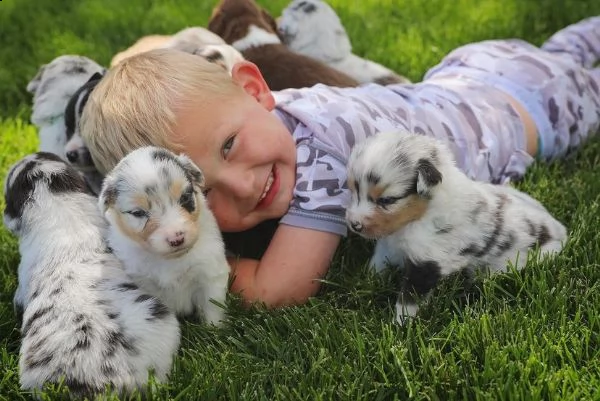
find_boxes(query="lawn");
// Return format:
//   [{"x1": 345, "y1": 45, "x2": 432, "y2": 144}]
[{"x1": 1, "y1": 0, "x2": 600, "y2": 400}]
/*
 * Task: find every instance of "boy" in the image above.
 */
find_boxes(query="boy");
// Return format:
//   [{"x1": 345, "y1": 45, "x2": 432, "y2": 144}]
[{"x1": 81, "y1": 17, "x2": 600, "y2": 308}]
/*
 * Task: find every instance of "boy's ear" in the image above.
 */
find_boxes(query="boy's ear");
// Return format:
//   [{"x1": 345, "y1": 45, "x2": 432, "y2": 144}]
[{"x1": 230, "y1": 61, "x2": 275, "y2": 111}]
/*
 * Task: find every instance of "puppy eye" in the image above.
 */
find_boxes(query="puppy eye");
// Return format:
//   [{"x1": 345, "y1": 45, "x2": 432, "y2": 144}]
[
  {"x1": 376, "y1": 197, "x2": 400, "y2": 207},
  {"x1": 179, "y1": 190, "x2": 196, "y2": 212},
  {"x1": 127, "y1": 209, "x2": 148, "y2": 218}
]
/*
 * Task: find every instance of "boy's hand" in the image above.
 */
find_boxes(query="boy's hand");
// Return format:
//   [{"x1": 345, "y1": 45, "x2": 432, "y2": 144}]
[{"x1": 228, "y1": 224, "x2": 341, "y2": 307}]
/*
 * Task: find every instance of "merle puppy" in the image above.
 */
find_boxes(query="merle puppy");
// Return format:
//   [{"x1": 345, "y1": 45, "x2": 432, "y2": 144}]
[
  {"x1": 4, "y1": 152, "x2": 180, "y2": 398},
  {"x1": 346, "y1": 131, "x2": 567, "y2": 324}
]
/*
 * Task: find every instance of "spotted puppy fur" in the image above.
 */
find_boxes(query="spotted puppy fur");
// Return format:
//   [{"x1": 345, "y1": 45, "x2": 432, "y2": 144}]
[
  {"x1": 99, "y1": 147, "x2": 230, "y2": 325},
  {"x1": 27, "y1": 55, "x2": 105, "y2": 158},
  {"x1": 346, "y1": 131, "x2": 567, "y2": 324},
  {"x1": 278, "y1": 0, "x2": 410, "y2": 85},
  {"x1": 3, "y1": 153, "x2": 180, "y2": 398}
]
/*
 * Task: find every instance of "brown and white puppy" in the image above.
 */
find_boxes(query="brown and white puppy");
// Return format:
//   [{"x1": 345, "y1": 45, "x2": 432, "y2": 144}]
[
  {"x1": 99, "y1": 147, "x2": 230, "y2": 325},
  {"x1": 279, "y1": 0, "x2": 411, "y2": 85},
  {"x1": 208, "y1": 0, "x2": 359, "y2": 90},
  {"x1": 346, "y1": 131, "x2": 567, "y2": 324}
]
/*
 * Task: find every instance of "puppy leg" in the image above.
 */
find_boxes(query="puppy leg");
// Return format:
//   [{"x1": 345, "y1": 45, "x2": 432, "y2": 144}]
[
  {"x1": 198, "y1": 272, "x2": 229, "y2": 326},
  {"x1": 395, "y1": 259, "x2": 442, "y2": 325},
  {"x1": 369, "y1": 238, "x2": 405, "y2": 273}
]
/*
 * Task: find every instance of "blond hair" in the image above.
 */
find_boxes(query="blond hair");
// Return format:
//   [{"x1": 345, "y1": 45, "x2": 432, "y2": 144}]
[{"x1": 81, "y1": 48, "x2": 242, "y2": 174}]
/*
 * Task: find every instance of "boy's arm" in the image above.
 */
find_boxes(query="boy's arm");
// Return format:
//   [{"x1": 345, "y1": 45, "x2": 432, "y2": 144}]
[{"x1": 228, "y1": 224, "x2": 341, "y2": 308}]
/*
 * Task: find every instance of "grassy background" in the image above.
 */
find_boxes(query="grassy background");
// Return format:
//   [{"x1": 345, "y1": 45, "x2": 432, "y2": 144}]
[{"x1": 1, "y1": 0, "x2": 600, "y2": 399}]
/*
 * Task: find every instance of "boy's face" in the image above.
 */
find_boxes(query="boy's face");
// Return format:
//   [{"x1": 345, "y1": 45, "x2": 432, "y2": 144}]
[{"x1": 173, "y1": 62, "x2": 297, "y2": 232}]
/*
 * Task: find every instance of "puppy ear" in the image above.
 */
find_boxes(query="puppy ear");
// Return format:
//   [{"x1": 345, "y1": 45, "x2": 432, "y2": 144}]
[
  {"x1": 27, "y1": 64, "x2": 47, "y2": 94},
  {"x1": 98, "y1": 176, "x2": 118, "y2": 214},
  {"x1": 415, "y1": 158, "x2": 442, "y2": 197},
  {"x1": 176, "y1": 154, "x2": 205, "y2": 187},
  {"x1": 86, "y1": 71, "x2": 104, "y2": 83}
]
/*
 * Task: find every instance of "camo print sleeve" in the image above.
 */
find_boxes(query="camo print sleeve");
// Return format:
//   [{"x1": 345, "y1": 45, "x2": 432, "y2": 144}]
[
  {"x1": 273, "y1": 16, "x2": 600, "y2": 237},
  {"x1": 273, "y1": 81, "x2": 532, "y2": 236}
]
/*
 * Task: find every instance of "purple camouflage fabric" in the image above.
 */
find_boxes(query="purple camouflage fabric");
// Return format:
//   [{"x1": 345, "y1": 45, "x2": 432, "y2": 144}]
[{"x1": 273, "y1": 16, "x2": 600, "y2": 237}]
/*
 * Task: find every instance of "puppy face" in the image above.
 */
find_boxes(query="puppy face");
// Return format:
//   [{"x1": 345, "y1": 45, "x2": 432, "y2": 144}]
[
  {"x1": 208, "y1": 0, "x2": 280, "y2": 43},
  {"x1": 27, "y1": 55, "x2": 105, "y2": 125},
  {"x1": 64, "y1": 72, "x2": 104, "y2": 172},
  {"x1": 188, "y1": 44, "x2": 245, "y2": 73},
  {"x1": 3, "y1": 152, "x2": 88, "y2": 235},
  {"x1": 278, "y1": 0, "x2": 351, "y2": 59},
  {"x1": 345, "y1": 132, "x2": 443, "y2": 239},
  {"x1": 99, "y1": 147, "x2": 206, "y2": 257}
]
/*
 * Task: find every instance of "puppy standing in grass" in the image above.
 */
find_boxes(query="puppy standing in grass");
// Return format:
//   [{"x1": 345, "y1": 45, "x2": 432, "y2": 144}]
[
  {"x1": 99, "y1": 147, "x2": 230, "y2": 325},
  {"x1": 346, "y1": 131, "x2": 568, "y2": 324},
  {"x1": 4, "y1": 152, "x2": 180, "y2": 397}
]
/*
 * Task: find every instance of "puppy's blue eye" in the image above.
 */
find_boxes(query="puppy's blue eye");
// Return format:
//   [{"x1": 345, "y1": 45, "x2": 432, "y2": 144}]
[{"x1": 127, "y1": 209, "x2": 148, "y2": 218}]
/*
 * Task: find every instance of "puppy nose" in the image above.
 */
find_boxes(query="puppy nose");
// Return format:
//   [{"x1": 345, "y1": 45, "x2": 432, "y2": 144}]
[
  {"x1": 350, "y1": 221, "x2": 363, "y2": 232},
  {"x1": 167, "y1": 231, "x2": 185, "y2": 247},
  {"x1": 66, "y1": 150, "x2": 78, "y2": 163}
]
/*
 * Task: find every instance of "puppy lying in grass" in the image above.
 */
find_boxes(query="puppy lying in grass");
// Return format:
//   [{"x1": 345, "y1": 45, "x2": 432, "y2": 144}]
[
  {"x1": 278, "y1": 0, "x2": 410, "y2": 85},
  {"x1": 27, "y1": 55, "x2": 105, "y2": 159},
  {"x1": 208, "y1": 0, "x2": 359, "y2": 90},
  {"x1": 345, "y1": 131, "x2": 567, "y2": 324},
  {"x1": 99, "y1": 147, "x2": 230, "y2": 325},
  {"x1": 4, "y1": 152, "x2": 180, "y2": 398}
]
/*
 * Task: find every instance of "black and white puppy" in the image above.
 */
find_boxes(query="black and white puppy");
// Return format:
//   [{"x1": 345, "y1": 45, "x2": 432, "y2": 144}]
[
  {"x1": 99, "y1": 147, "x2": 230, "y2": 325},
  {"x1": 27, "y1": 55, "x2": 105, "y2": 158},
  {"x1": 64, "y1": 72, "x2": 105, "y2": 195},
  {"x1": 346, "y1": 131, "x2": 567, "y2": 324},
  {"x1": 3, "y1": 152, "x2": 180, "y2": 398},
  {"x1": 278, "y1": 0, "x2": 410, "y2": 85}
]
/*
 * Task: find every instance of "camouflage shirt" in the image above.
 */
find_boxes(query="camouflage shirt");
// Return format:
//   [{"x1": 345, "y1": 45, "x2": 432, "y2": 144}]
[{"x1": 273, "y1": 80, "x2": 532, "y2": 236}]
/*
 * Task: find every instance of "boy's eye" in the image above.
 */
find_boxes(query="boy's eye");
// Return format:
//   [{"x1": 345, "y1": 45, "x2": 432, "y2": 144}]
[
  {"x1": 222, "y1": 135, "x2": 235, "y2": 158},
  {"x1": 126, "y1": 209, "x2": 149, "y2": 218}
]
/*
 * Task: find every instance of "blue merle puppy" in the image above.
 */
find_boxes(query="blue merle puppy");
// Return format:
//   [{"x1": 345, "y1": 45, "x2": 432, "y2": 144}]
[
  {"x1": 3, "y1": 153, "x2": 180, "y2": 398},
  {"x1": 345, "y1": 131, "x2": 568, "y2": 324}
]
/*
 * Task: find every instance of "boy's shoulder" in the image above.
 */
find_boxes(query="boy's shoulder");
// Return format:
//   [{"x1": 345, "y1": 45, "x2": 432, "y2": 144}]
[{"x1": 273, "y1": 83, "x2": 410, "y2": 161}]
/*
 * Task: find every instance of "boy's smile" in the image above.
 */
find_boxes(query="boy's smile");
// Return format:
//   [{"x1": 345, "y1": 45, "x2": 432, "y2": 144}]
[{"x1": 173, "y1": 62, "x2": 297, "y2": 232}]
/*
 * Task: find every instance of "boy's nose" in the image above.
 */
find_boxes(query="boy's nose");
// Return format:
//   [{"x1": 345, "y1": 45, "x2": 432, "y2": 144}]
[{"x1": 221, "y1": 171, "x2": 255, "y2": 200}]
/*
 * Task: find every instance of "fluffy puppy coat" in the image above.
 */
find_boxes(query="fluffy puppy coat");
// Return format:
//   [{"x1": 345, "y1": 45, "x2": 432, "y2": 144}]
[
  {"x1": 278, "y1": 0, "x2": 410, "y2": 85},
  {"x1": 110, "y1": 27, "x2": 244, "y2": 73},
  {"x1": 27, "y1": 55, "x2": 105, "y2": 158},
  {"x1": 3, "y1": 152, "x2": 180, "y2": 397},
  {"x1": 99, "y1": 147, "x2": 230, "y2": 325},
  {"x1": 208, "y1": 0, "x2": 359, "y2": 90},
  {"x1": 64, "y1": 72, "x2": 105, "y2": 195},
  {"x1": 345, "y1": 131, "x2": 567, "y2": 324}
]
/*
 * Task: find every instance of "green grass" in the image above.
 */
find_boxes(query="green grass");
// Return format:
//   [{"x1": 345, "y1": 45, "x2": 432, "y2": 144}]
[{"x1": 1, "y1": 0, "x2": 600, "y2": 399}]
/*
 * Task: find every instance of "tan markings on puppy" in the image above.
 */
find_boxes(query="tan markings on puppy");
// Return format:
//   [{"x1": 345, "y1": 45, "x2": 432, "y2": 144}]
[
  {"x1": 133, "y1": 193, "x2": 150, "y2": 211},
  {"x1": 367, "y1": 195, "x2": 429, "y2": 237},
  {"x1": 368, "y1": 184, "x2": 385, "y2": 202},
  {"x1": 169, "y1": 178, "x2": 184, "y2": 202}
]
